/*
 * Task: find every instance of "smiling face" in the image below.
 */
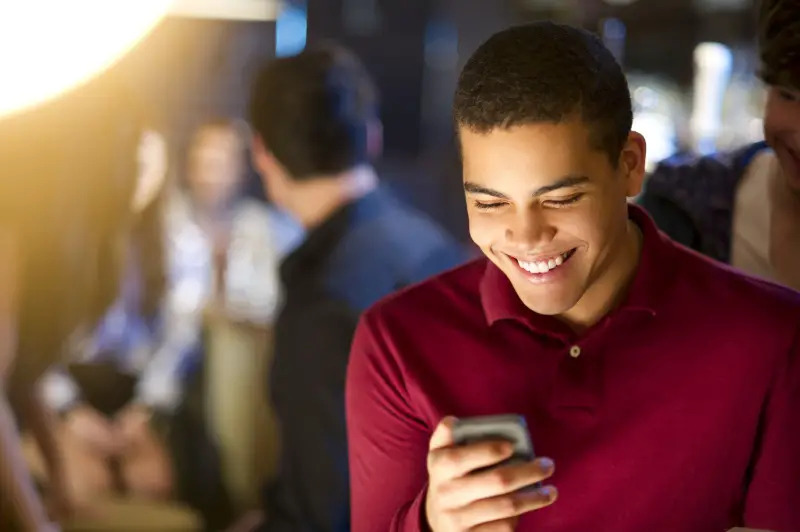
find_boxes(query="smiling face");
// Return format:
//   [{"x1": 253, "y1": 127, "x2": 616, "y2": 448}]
[
  {"x1": 187, "y1": 125, "x2": 245, "y2": 210},
  {"x1": 764, "y1": 85, "x2": 800, "y2": 194},
  {"x1": 461, "y1": 117, "x2": 645, "y2": 322}
]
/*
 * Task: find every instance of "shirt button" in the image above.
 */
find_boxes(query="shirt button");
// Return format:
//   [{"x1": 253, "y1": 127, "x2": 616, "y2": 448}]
[{"x1": 569, "y1": 345, "x2": 582, "y2": 358}]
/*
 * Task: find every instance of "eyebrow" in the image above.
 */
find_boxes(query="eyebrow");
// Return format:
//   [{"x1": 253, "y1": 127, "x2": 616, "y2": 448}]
[{"x1": 464, "y1": 175, "x2": 591, "y2": 199}]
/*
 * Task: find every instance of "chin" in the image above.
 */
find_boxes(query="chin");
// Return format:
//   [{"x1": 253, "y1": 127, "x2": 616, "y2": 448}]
[
  {"x1": 512, "y1": 281, "x2": 580, "y2": 316},
  {"x1": 774, "y1": 143, "x2": 800, "y2": 192},
  {"x1": 519, "y1": 297, "x2": 578, "y2": 316}
]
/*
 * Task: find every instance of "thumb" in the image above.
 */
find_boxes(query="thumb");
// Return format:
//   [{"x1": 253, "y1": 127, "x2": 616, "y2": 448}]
[{"x1": 429, "y1": 416, "x2": 458, "y2": 451}]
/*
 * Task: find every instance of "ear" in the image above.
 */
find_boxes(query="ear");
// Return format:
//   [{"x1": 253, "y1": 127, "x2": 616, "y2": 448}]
[
  {"x1": 620, "y1": 131, "x2": 647, "y2": 198},
  {"x1": 366, "y1": 118, "x2": 383, "y2": 160},
  {"x1": 251, "y1": 134, "x2": 273, "y2": 177}
]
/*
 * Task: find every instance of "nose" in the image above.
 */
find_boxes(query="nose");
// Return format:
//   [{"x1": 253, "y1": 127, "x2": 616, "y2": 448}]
[{"x1": 505, "y1": 206, "x2": 555, "y2": 248}]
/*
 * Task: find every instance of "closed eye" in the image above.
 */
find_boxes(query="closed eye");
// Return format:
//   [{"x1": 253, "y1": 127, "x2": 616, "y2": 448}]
[
  {"x1": 779, "y1": 88, "x2": 800, "y2": 103},
  {"x1": 473, "y1": 200, "x2": 507, "y2": 210},
  {"x1": 543, "y1": 193, "x2": 584, "y2": 207}
]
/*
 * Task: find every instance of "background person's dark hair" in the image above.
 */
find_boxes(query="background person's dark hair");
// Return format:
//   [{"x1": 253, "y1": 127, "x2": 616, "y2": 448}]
[
  {"x1": 249, "y1": 44, "x2": 379, "y2": 179},
  {"x1": 758, "y1": 0, "x2": 800, "y2": 91},
  {"x1": 454, "y1": 22, "x2": 632, "y2": 166},
  {"x1": 131, "y1": 175, "x2": 168, "y2": 320}
]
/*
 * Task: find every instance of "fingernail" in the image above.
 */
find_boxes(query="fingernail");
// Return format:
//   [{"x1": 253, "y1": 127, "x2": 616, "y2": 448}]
[
  {"x1": 537, "y1": 457, "x2": 555, "y2": 471},
  {"x1": 539, "y1": 485, "x2": 557, "y2": 499}
]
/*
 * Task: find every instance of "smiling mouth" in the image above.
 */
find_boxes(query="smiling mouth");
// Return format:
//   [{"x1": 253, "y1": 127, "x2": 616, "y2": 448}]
[{"x1": 512, "y1": 248, "x2": 577, "y2": 274}]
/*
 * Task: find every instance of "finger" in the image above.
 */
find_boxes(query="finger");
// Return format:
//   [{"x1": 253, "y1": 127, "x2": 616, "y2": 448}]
[
  {"x1": 429, "y1": 416, "x2": 457, "y2": 451},
  {"x1": 459, "y1": 485, "x2": 558, "y2": 527},
  {"x1": 429, "y1": 440, "x2": 514, "y2": 480},
  {"x1": 438, "y1": 457, "x2": 555, "y2": 509}
]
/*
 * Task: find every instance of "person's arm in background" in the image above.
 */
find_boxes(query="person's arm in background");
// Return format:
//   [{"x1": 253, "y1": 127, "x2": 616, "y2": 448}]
[
  {"x1": 0, "y1": 390, "x2": 57, "y2": 530},
  {"x1": 0, "y1": 230, "x2": 57, "y2": 530},
  {"x1": 742, "y1": 323, "x2": 800, "y2": 530},
  {"x1": 10, "y1": 382, "x2": 72, "y2": 521},
  {"x1": 346, "y1": 311, "x2": 432, "y2": 532},
  {"x1": 133, "y1": 301, "x2": 202, "y2": 415}
]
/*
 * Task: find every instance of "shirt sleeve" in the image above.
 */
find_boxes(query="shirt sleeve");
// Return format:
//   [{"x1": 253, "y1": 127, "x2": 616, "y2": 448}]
[
  {"x1": 346, "y1": 311, "x2": 432, "y2": 532},
  {"x1": 134, "y1": 306, "x2": 200, "y2": 413},
  {"x1": 742, "y1": 322, "x2": 800, "y2": 530}
]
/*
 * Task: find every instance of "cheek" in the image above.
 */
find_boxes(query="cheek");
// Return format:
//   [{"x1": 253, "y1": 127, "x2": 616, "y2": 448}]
[
  {"x1": 552, "y1": 200, "x2": 620, "y2": 256},
  {"x1": 467, "y1": 211, "x2": 504, "y2": 248},
  {"x1": 764, "y1": 99, "x2": 800, "y2": 139}
]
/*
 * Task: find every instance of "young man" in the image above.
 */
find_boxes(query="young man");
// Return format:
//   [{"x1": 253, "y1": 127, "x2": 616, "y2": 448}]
[
  {"x1": 248, "y1": 46, "x2": 467, "y2": 531},
  {"x1": 346, "y1": 22, "x2": 800, "y2": 532},
  {"x1": 639, "y1": 0, "x2": 800, "y2": 291}
]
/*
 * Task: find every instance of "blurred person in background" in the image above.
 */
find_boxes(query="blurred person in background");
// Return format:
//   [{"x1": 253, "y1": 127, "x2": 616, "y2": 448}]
[
  {"x1": 35, "y1": 127, "x2": 174, "y2": 507},
  {"x1": 0, "y1": 76, "x2": 143, "y2": 530},
  {"x1": 167, "y1": 119, "x2": 282, "y2": 326},
  {"x1": 34, "y1": 119, "x2": 238, "y2": 530},
  {"x1": 639, "y1": 0, "x2": 800, "y2": 291},
  {"x1": 346, "y1": 22, "x2": 800, "y2": 531},
  {"x1": 246, "y1": 44, "x2": 468, "y2": 532}
]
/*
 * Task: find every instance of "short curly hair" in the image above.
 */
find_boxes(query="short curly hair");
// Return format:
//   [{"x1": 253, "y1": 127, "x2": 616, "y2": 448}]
[
  {"x1": 454, "y1": 22, "x2": 632, "y2": 166},
  {"x1": 758, "y1": 0, "x2": 800, "y2": 90}
]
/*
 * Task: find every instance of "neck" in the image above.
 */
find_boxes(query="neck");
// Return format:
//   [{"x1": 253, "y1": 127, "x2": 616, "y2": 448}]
[
  {"x1": 559, "y1": 217, "x2": 643, "y2": 333},
  {"x1": 191, "y1": 196, "x2": 235, "y2": 223},
  {"x1": 289, "y1": 165, "x2": 378, "y2": 229}
]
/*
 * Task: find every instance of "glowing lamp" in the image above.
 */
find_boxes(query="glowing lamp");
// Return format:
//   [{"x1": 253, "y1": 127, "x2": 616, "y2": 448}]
[{"x1": 0, "y1": 1, "x2": 173, "y2": 119}]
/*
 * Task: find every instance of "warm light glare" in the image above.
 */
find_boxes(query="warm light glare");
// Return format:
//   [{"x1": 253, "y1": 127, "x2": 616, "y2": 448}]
[{"x1": 0, "y1": 1, "x2": 173, "y2": 119}]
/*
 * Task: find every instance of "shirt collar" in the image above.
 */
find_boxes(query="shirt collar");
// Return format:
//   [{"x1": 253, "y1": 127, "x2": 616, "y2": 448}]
[{"x1": 480, "y1": 203, "x2": 675, "y2": 332}]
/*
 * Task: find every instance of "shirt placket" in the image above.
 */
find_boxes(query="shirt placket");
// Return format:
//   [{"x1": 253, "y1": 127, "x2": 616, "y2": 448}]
[{"x1": 550, "y1": 329, "x2": 606, "y2": 419}]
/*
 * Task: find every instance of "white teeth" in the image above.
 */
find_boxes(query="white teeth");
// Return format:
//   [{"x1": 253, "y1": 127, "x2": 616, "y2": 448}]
[{"x1": 517, "y1": 253, "x2": 569, "y2": 275}]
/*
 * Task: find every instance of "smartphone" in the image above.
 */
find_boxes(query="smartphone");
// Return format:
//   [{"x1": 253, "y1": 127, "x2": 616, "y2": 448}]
[{"x1": 452, "y1": 414, "x2": 538, "y2": 486}]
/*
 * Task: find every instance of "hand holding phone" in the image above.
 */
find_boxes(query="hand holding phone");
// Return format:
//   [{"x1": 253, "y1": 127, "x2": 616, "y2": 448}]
[{"x1": 424, "y1": 415, "x2": 557, "y2": 532}]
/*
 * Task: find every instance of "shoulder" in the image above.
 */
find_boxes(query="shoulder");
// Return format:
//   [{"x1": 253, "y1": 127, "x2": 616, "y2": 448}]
[
  {"x1": 670, "y1": 241, "x2": 800, "y2": 328},
  {"x1": 325, "y1": 198, "x2": 470, "y2": 309},
  {"x1": 644, "y1": 143, "x2": 770, "y2": 205},
  {"x1": 359, "y1": 199, "x2": 468, "y2": 268}
]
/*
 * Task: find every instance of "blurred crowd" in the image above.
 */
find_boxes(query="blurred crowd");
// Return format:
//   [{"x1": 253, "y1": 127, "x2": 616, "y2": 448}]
[{"x1": 0, "y1": 0, "x2": 798, "y2": 531}]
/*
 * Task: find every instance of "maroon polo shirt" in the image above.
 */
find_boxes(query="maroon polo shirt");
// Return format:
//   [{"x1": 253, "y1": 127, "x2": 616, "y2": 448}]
[{"x1": 346, "y1": 205, "x2": 800, "y2": 532}]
